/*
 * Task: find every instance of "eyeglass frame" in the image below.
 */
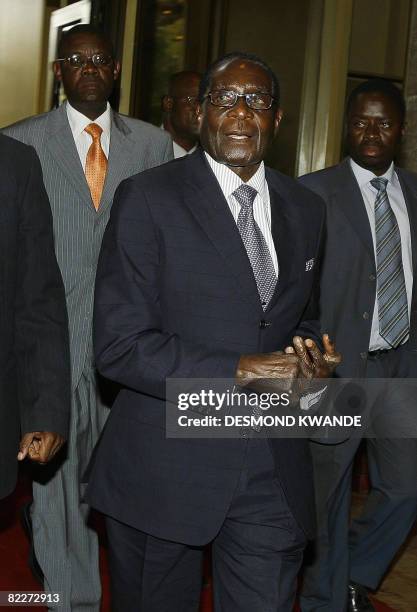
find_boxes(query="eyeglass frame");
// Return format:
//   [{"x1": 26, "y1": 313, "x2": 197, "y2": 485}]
[
  {"x1": 55, "y1": 53, "x2": 114, "y2": 68},
  {"x1": 204, "y1": 90, "x2": 277, "y2": 110},
  {"x1": 170, "y1": 95, "x2": 198, "y2": 105}
]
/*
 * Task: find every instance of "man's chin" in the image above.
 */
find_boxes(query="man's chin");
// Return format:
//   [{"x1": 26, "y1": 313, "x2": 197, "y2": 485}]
[
  {"x1": 216, "y1": 154, "x2": 260, "y2": 168},
  {"x1": 83, "y1": 92, "x2": 101, "y2": 102},
  {"x1": 354, "y1": 154, "x2": 388, "y2": 172}
]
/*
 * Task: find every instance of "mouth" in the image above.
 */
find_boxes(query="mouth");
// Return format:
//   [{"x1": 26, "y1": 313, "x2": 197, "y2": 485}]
[
  {"x1": 360, "y1": 143, "x2": 383, "y2": 156},
  {"x1": 361, "y1": 141, "x2": 382, "y2": 149},
  {"x1": 79, "y1": 79, "x2": 101, "y2": 88},
  {"x1": 225, "y1": 132, "x2": 252, "y2": 140}
]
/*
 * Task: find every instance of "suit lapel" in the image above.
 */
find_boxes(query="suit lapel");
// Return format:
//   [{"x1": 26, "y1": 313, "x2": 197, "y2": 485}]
[
  {"x1": 397, "y1": 167, "x2": 417, "y2": 295},
  {"x1": 332, "y1": 159, "x2": 375, "y2": 261},
  {"x1": 45, "y1": 104, "x2": 92, "y2": 206},
  {"x1": 182, "y1": 151, "x2": 262, "y2": 311},
  {"x1": 98, "y1": 112, "x2": 136, "y2": 216},
  {"x1": 266, "y1": 174, "x2": 298, "y2": 310},
  {"x1": 397, "y1": 168, "x2": 417, "y2": 270}
]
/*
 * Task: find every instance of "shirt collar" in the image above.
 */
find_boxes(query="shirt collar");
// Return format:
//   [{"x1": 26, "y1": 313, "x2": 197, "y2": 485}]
[
  {"x1": 204, "y1": 152, "x2": 266, "y2": 199},
  {"x1": 66, "y1": 101, "x2": 111, "y2": 140},
  {"x1": 349, "y1": 157, "x2": 395, "y2": 189},
  {"x1": 173, "y1": 141, "x2": 197, "y2": 158},
  {"x1": 160, "y1": 125, "x2": 198, "y2": 157}
]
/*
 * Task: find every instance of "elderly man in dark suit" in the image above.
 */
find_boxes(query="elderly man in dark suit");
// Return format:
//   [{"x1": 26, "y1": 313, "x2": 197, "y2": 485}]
[
  {"x1": 299, "y1": 79, "x2": 417, "y2": 612},
  {"x1": 86, "y1": 52, "x2": 340, "y2": 612},
  {"x1": 0, "y1": 134, "x2": 70, "y2": 500},
  {"x1": 3, "y1": 24, "x2": 172, "y2": 611}
]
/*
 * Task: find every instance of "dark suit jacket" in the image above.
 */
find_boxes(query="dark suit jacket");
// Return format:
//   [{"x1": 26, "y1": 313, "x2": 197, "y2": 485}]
[
  {"x1": 86, "y1": 150, "x2": 325, "y2": 543},
  {"x1": 299, "y1": 158, "x2": 417, "y2": 377},
  {"x1": 0, "y1": 134, "x2": 70, "y2": 499}
]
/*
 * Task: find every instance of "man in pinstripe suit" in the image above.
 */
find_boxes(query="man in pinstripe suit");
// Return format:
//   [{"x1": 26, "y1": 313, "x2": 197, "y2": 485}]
[{"x1": 3, "y1": 24, "x2": 173, "y2": 611}]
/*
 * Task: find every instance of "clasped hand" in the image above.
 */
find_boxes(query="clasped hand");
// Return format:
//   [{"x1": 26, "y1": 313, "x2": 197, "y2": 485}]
[
  {"x1": 17, "y1": 431, "x2": 65, "y2": 465},
  {"x1": 236, "y1": 334, "x2": 341, "y2": 393}
]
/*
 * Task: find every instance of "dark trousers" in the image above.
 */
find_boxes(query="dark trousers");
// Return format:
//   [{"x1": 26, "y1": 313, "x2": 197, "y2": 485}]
[
  {"x1": 300, "y1": 347, "x2": 417, "y2": 612},
  {"x1": 106, "y1": 439, "x2": 306, "y2": 612}
]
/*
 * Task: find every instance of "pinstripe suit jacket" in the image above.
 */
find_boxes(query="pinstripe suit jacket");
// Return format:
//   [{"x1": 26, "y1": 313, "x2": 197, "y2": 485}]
[{"x1": 3, "y1": 104, "x2": 173, "y2": 389}]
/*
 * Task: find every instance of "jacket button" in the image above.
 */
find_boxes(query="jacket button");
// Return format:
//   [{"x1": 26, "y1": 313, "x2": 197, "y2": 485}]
[
  {"x1": 369, "y1": 274, "x2": 376, "y2": 281},
  {"x1": 363, "y1": 312, "x2": 369, "y2": 320},
  {"x1": 360, "y1": 351, "x2": 367, "y2": 359},
  {"x1": 259, "y1": 320, "x2": 271, "y2": 329}
]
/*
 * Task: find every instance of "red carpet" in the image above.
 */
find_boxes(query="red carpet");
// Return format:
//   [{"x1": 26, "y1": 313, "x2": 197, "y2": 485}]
[{"x1": 0, "y1": 467, "x2": 395, "y2": 611}]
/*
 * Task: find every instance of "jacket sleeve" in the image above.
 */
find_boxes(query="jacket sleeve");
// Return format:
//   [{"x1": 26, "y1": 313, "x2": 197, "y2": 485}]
[{"x1": 15, "y1": 147, "x2": 71, "y2": 437}]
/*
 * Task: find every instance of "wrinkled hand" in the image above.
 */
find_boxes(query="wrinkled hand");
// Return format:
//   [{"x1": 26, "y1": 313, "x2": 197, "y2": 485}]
[
  {"x1": 17, "y1": 432, "x2": 65, "y2": 464},
  {"x1": 284, "y1": 334, "x2": 341, "y2": 379},
  {"x1": 236, "y1": 351, "x2": 300, "y2": 392}
]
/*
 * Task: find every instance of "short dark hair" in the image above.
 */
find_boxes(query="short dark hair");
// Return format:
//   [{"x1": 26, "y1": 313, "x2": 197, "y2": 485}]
[
  {"x1": 198, "y1": 52, "x2": 280, "y2": 106},
  {"x1": 57, "y1": 24, "x2": 114, "y2": 58},
  {"x1": 167, "y1": 70, "x2": 202, "y2": 96},
  {"x1": 346, "y1": 78, "x2": 406, "y2": 124}
]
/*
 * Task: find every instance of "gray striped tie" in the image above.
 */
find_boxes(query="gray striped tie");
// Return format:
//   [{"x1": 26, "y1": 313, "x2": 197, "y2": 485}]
[
  {"x1": 234, "y1": 184, "x2": 277, "y2": 310},
  {"x1": 372, "y1": 176, "x2": 409, "y2": 347}
]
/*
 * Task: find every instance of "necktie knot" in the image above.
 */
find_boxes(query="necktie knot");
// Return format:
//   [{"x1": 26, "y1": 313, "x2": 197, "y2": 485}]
[
  {"x1": 233, "y1": 184, "x2": 257, "y2": 210},
  {"x1": 84, "y1": 123, "x2": 103, "y2": 141},
  {"x1": 370, "y1": 177, "x2": 388, "y2": 193}
]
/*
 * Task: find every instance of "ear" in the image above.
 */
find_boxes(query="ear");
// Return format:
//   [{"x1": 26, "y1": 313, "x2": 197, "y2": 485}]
[
  {"x1": 162, "y1": 95, "x2": 173, "y2": 113},
  {"x1": 53, "y1": 60, "x2": 62, "y2": 81},
  {"x1": 196, "y1": 101, "x2": 204, "y2": 125},
  {"x1": 113, "y1": 60, "x2": 121, "y2": 81},
  {"x1": 273, "y1": 108, "x2": 283, "y2": 136}
]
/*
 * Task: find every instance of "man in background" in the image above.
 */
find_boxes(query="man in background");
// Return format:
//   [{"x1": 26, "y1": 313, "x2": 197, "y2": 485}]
[
  {"x1": 0, "y1": 134, "x2": 70, "y2": 500},
  {"x1": 299, "y1": 79, "x2": 417, "y2": 612},
  {"x1": 3, "y1": 24, "x2": 172, "y2": 612},
  {"x1": 161, "y1": 70, "x2": 201, "y2": 157}
]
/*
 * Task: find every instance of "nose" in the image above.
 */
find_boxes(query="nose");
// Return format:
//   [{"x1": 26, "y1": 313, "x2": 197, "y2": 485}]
[
  {"x1": 81, "y1": 58, "x2": 98, "y2": 75},
  {"x1": 364, "y1": 121, "x2": 380, "y2": 140},
  {"x1": 227, "y1": 96, "x2": 253, "y2": 119}
]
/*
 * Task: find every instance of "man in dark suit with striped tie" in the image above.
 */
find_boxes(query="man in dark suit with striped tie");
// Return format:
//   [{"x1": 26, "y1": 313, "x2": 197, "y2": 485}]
[
  {"x1": 299, "y1": 79, "x2": 417, "y2": 612},
  {"x1": 86, "y1": 52, "x2": 341, "y2": 612},
  {"x1": 3, "y1": 24, "x2": 172, "y2": 611}
]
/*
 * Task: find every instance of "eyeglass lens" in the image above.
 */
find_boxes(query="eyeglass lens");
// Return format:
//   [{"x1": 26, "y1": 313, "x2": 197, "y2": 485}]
[
  {"x1": 209, "y1": 90, "x2": 273, "y2": 110},
  {"x1": 67, "y1": 53, "x2": 112, "y2": 67}
]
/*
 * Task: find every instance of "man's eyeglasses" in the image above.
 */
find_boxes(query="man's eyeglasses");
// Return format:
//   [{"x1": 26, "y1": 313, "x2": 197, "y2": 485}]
[
  {"x1": 55, "y1": 53, "x2": 113, "y2": 68},
  {"x1": 205, "y1": 90, "x2": 275, "y2": 110}
]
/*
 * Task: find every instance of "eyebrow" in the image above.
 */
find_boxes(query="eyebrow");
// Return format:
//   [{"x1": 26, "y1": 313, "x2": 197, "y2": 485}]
[{"x1": 211, "y1": 84, "x2": 271, "y2": 92}]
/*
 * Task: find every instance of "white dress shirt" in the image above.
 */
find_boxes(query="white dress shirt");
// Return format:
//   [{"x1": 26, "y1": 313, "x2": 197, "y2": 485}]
[
  {"x1": 66, "y1": 101, "x2": 111, "y2": 170},
  {"x1": 205, "y1": 152, "x2": 278, "y2": 275},
  {"x1": 205, "y1": 153, "x2": 324, "y2": 410},
  {"x1": 160, "y1": 126, "x2": 197, "y2": 158},
  {"x1": 173, "y1": 141, "x2": 197, "y2": 158},
  {"x1": 350, "y1": 158, "x2": 413, "y2": 350}
]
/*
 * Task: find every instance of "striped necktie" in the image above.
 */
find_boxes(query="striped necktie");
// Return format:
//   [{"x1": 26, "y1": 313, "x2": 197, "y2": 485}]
[
  {"x1": 371, "y1": 176, "x2": 409, "y2": 347},
  {"x1": 234, "y1": 184, "x2": 277, "y2": 310},
  {"x1": 84, "y1": 123, "x2": 107, "y2": 210}
]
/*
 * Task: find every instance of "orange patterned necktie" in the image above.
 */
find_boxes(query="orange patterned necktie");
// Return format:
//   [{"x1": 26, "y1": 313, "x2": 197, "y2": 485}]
[{"x1": 84, "y1": 123, "x2": 108, "y2": 210}]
